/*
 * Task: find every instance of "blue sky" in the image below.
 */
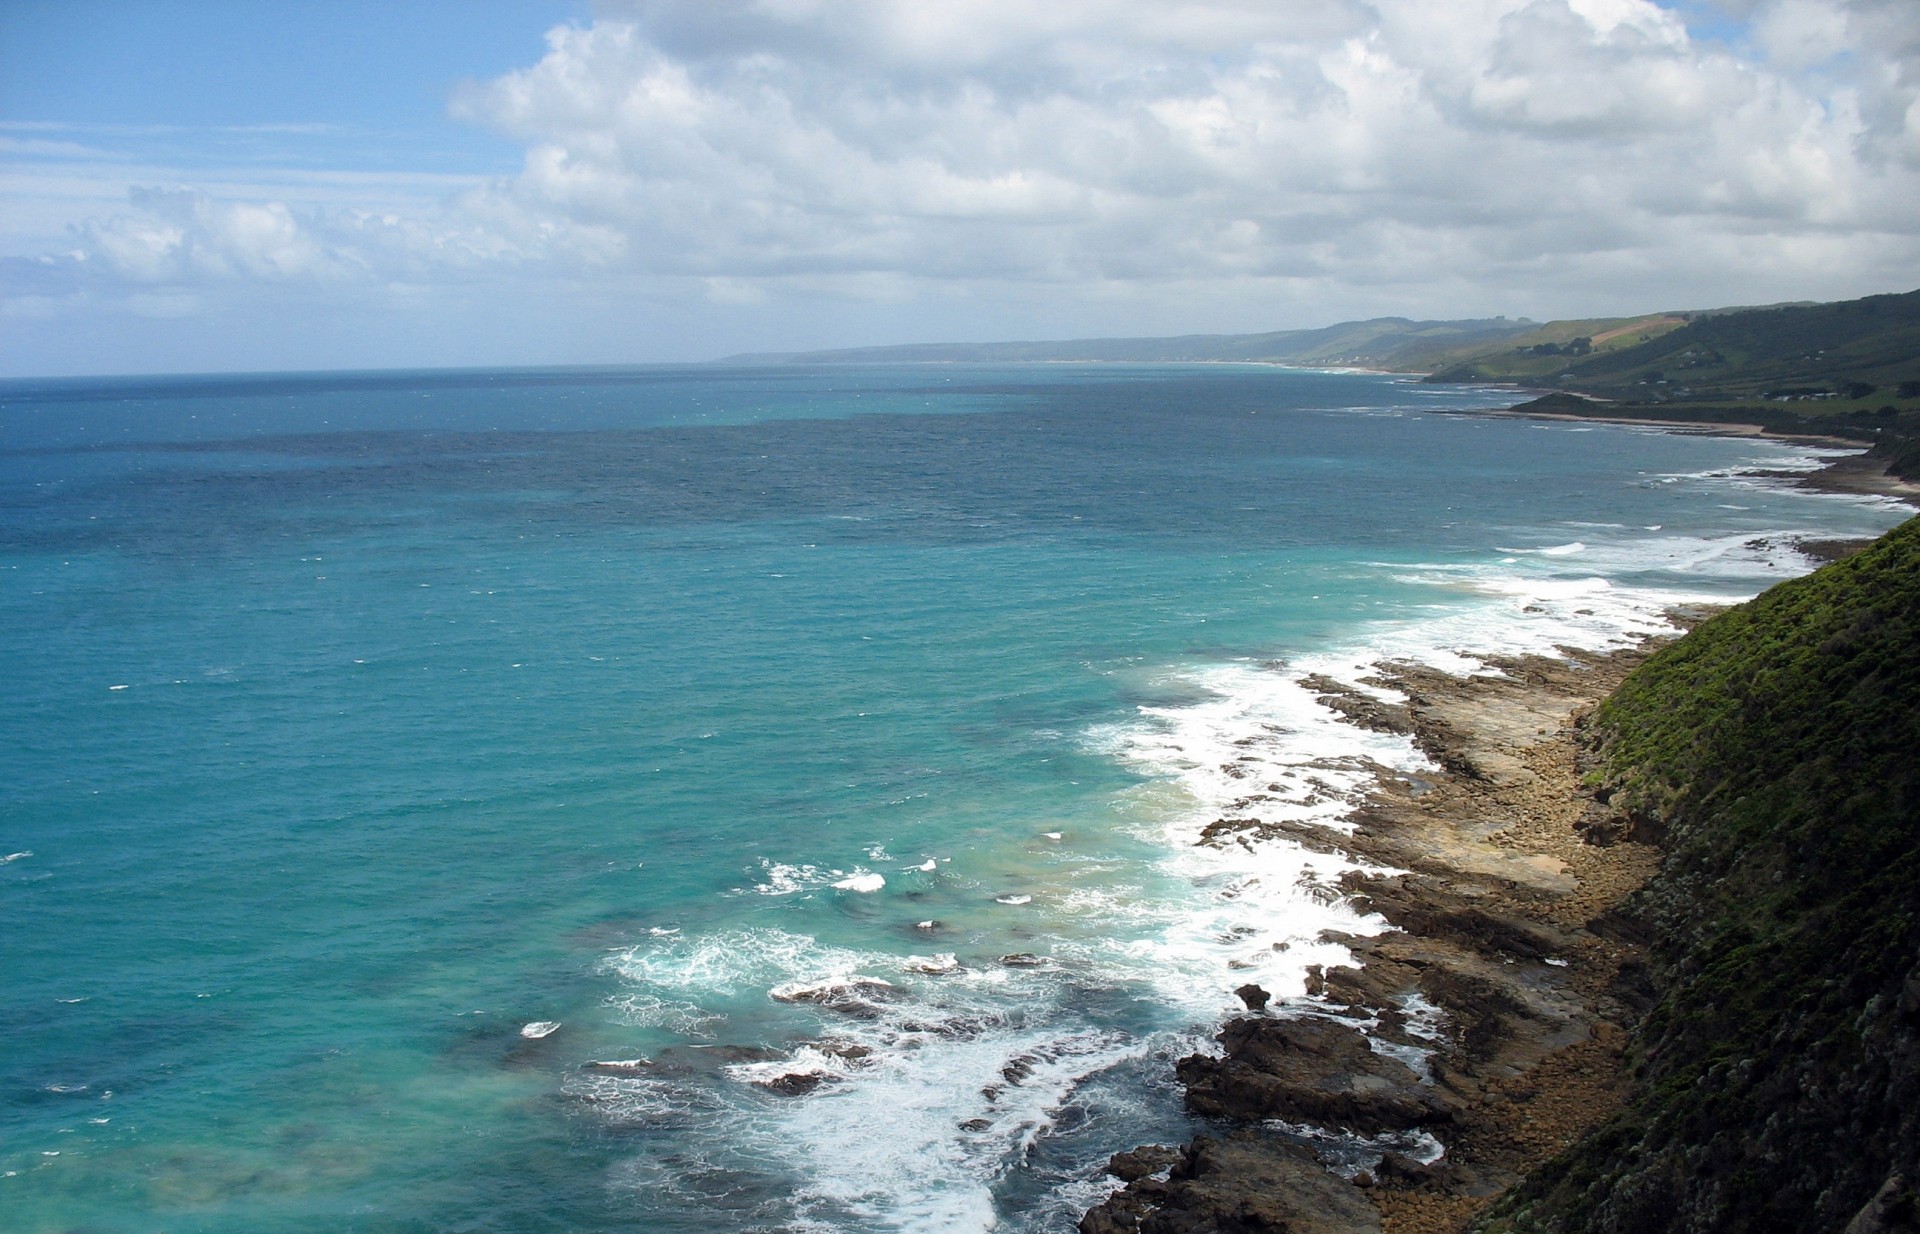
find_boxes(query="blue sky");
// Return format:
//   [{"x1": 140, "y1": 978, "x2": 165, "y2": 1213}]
[
  {"x1": 0, "y1": 1, "x2": 580, "y2": 174},
  {"x1": 3, "y1": 0, "x2": 1917, "y2": 377}
]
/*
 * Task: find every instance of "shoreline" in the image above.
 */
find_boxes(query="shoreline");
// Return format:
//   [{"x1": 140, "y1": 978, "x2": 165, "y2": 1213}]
[
  {"x1": 1454, "y1": 400, "x2": 1920, "y2": 505},
  {"x1": 1082, "y1": 631, "x2": 1696, "y2": 1234}
]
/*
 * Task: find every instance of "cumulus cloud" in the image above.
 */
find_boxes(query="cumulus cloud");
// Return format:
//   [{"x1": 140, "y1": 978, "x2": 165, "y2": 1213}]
[
  {"x1": 9, "y1": 0, "x2": 1920, "y2": 355},
  {"x1": 79, "y1": 189, "x2": 337, "y2": 282},
  {"x1": 437, "y1": 0, "x2": 1920, "y2": 296}
]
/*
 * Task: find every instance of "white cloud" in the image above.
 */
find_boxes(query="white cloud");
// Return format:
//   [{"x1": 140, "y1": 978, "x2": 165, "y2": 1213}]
[
  {"x1": 5, "y1": 0, "x2": 1919, "y2": 371},
  {"x1": 79, "y1": 189, "x2": 334, "y2": 282},
  {"x1": 427, "y1": 0, "x2": 1920, "y2": 292}
]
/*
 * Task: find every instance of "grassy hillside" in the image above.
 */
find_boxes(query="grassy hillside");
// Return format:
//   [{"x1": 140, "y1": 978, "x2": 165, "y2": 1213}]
[
  {"x1": 1409, "y1": 313, "x2": 1689, "y2": 381},
  {"x1": 1549, "y1": 290, "x2": 1920, "y2": 400},
  {"x1": 1430, "y1": 291, "x2": 1920, "y2": 402},
  {"x1": 1479, "y1": 514, "x2": 1920, "y2": 1233},
  {"x1": 1428, "y1": 289, "x2": 1920, "y2": 477}
]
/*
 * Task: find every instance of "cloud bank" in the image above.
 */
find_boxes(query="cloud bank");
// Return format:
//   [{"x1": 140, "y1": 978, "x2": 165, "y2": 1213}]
[{"x1": 6, "y1": 0, "x2": 1920, "y2": 372}]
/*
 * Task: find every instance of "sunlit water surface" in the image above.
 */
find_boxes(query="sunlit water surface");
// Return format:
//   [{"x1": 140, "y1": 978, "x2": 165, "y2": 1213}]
[{"x1": 1, "y1": 363, "x2": 1905, "y2": 1232}]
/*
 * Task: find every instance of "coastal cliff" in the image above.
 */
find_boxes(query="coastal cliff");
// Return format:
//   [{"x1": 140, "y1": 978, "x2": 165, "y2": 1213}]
[
  {"x1": 1083, "y1": 514, "x2": 1920, "y2": 1234},
  {"x1": 1481, "y1": 511, "x2": 1920, "y2": 1233}
]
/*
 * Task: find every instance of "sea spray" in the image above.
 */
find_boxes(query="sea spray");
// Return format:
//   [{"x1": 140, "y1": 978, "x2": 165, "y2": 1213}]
[{"x1": 2, "y1": 363, "x2": 1904, "y2": 1234}]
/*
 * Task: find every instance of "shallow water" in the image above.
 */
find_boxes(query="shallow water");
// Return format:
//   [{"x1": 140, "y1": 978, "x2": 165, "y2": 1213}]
[{"x1": 0, "y1": 363, "x2": 1904, "y2": 1232}]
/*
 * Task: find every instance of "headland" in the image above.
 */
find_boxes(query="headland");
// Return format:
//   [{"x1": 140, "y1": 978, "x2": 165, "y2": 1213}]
[{"x1": 1083, "y1": 507, "x2": 1920, "y2": 1233}]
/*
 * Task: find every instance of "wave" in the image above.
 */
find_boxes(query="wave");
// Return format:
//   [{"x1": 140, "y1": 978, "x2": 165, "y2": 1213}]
[
  {"x1": 587, "y1": 509, "x2": 1905, "y2": 1232},
  {"x1": 1063, "y1": 511, "x2": 1912, "y2": 1016},
  {"x1": 592, "y1": 920, "x2": 1186, "y2": 1231}
]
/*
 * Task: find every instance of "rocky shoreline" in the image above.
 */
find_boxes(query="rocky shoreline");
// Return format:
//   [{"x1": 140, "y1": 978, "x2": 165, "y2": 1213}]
[
  {"x1": 1081, "y1": 636, "x2": 1698, "y2": 1234},
  {"x1": 1457, "y1": 399, "x2": 1920, "y2": 504}
]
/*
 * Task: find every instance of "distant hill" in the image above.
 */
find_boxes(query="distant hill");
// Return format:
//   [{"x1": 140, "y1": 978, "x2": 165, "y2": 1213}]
[
  {"x1": 725, "y1": 288, "x2": 1920, "y2": 478},
  {"x1": 1426, "y1": 289, "x2": 1920, "y2": 405},
  {"x1": 719, "y1": 316, "x2": 1540, "y2": 369},
  {"x1": 725, "y1": 293, "x2": 1920, "y2": 406},
  {"x1": 1405, "y1": 312, "x2": 1691, "y2": 380},
  {"x1": 1425, "y1": 289, "x2": 1920, "y2": 478}
]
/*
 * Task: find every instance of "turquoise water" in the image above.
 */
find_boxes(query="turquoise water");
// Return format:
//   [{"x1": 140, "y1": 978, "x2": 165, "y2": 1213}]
[{"x1": 1, "y1": 364, "x2": 1906, "y2": 1232}]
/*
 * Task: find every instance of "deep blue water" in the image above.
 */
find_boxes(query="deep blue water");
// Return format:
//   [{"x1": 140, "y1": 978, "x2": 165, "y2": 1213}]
[{"x1": 1, "y1": 364, "x2": 1905, "y2": 1233}]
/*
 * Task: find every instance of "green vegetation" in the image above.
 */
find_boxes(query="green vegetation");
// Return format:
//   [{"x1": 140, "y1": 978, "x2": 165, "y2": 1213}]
[
  {"x1": 1479, "y1": 514, "x2": 1920, "y2": 1234},
  {"x1": 1417, "y1": 313, "x2": 1689, "y2": 382},
  {"x1": 1427, "y1": 289, "x2": 1920, "y2": 478},
  {"x1": 1428, "y1": 291, "x2": 1920, "y2": 401}
]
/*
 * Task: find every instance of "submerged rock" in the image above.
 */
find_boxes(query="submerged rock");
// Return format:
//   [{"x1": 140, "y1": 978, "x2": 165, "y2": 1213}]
[
  {"x1": 759, "y1": 1071, "x2": 837, "y2": 1097},
  {"x1": 770, "y1": 977, "x2": 895, "y2": 1004},
  {"x1": 680, "y1": 1044, "x2": 784, "y2": 1064},
  {"x1": 769, "y1": 977, "x2": 898, "y2": 1017}
]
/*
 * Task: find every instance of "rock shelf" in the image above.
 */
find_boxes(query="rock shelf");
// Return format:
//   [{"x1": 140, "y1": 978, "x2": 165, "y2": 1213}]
[{"x1": 1083, "y1": 640, "x2": 1677, "y2": 1234}]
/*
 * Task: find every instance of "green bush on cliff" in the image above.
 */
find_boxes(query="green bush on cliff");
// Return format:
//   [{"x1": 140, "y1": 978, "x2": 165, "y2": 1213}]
[{"x1": 1480, "y1": 514, "x2": 1920, "y2": 1234}]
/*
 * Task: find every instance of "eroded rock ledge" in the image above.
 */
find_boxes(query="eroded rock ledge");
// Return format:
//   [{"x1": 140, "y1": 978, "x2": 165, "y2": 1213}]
[{"x1": 1082, "y1": 640, "x2": 1683, "y2": 1234}]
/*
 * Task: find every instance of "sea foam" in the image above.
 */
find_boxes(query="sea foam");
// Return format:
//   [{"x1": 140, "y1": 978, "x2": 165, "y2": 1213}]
[{"x1": 583, "y1": 442, "x2": 1906, "y2": 1233}]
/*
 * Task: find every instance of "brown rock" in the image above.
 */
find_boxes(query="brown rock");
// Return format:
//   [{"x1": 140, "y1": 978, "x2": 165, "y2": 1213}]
[
  {"x1": 1080, "y1": 1179, "x2": 1168, "y2": 1234},
  {"x1": 1082, "y1": 636, "x2": 1679, "y2": 1234},
  {"x1": 1083, "y1": 1134, "x2": 1382, "y2": 1234},
  {"x1": 1108, "y1": 1144, "x2": 1183, "y2": 1182},
  {"x1": 1177, "y1": 1016, "x2": 1449, "y2": 1133},
  {"x1": 1152, "y1": 1135, "x2": 1382, "y2": 1234}
]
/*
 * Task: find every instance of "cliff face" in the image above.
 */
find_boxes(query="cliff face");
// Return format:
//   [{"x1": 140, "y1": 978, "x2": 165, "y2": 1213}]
[{"x1": 1481, "y1": 515, "x2": 1920, "y2": 1233}]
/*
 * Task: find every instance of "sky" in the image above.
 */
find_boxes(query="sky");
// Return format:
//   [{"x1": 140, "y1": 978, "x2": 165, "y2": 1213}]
[{"x1": 2, "y1": 0, "x2": 1918, "y2": 377}]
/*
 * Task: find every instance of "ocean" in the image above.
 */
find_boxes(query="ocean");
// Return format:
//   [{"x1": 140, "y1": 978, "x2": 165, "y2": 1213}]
[{"x1": 1, "y1": 363, "x2": 1906, "y2": 1233}]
